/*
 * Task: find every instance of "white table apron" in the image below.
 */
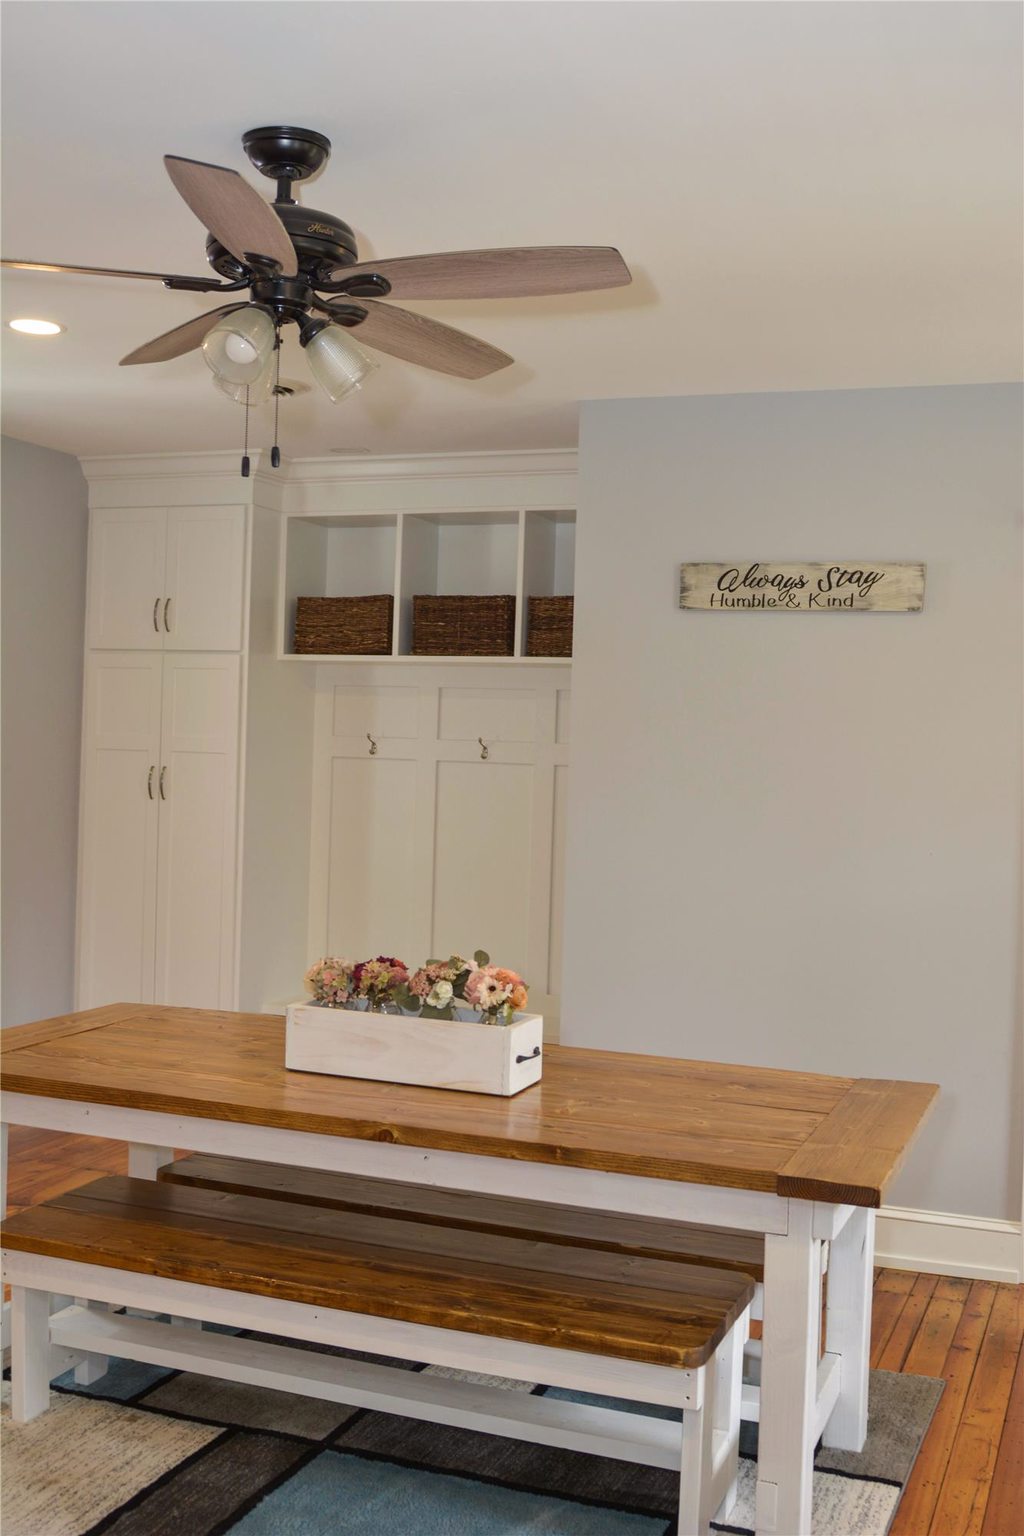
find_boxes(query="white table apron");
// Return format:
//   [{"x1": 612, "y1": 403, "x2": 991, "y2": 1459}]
[{"x1": 0, "y1": 1090, "x2": 875, "y2": 1536}]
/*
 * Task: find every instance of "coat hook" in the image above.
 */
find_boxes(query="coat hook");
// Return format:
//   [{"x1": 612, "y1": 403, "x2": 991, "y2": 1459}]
[
  {"x1": 367, "y1": 734, "x2": 378, "y2": 756},
  {"x1": 478, "y1": 737, "x2": 489, "y2": 760}
]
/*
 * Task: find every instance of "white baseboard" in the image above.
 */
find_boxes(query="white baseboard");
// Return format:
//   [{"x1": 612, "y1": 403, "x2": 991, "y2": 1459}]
[{"x1": 876, "y1": 1204, "x2": 1022, "y2": 1284}]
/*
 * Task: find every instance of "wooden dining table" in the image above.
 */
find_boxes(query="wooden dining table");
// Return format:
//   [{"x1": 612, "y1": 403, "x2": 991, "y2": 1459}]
[{"x1": 0, "y1": 1002, "x2": 938, "y2": 1536}]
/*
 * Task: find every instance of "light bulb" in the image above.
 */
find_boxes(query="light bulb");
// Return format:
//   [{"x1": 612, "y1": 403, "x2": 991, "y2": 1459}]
[
  {"x1": 202, "y1": 306, "x2": 275, "y2": 385},
  {"x1": 303, "y1": 324, "x2": 376, "y2": 403},
  {"x1": 224, "y1": 332, "x2": 258, "y2": 366}
]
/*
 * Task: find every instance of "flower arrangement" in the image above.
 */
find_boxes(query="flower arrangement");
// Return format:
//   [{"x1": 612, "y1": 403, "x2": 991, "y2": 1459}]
[
  {"x1": 304, "y1": 948, "x2": 527, "y2": 1025},
  {"x1": 303, "y1": 958, "x2": 355, "y2": 1007},
  {"x1": 352, "y1": 956, "x2": 409, "y2": 1009}
]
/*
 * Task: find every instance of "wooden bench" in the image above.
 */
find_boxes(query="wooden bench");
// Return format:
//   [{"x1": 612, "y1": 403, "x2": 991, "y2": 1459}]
[
  {"x1": 160, "y1": 1152, "x2": 767, "y2": 1277},
  {"x1": 2, "y1": 1174, "x2": 755, "y2": 1536}
]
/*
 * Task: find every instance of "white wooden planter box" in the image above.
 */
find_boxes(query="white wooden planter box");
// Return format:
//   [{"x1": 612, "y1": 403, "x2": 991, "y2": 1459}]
[{"x1": 285, "y1": 1003, "x2": 544, "y2": 1096}]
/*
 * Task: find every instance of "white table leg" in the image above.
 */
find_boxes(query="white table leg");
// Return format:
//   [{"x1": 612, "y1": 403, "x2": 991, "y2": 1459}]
[
  {"x1": 127, "y1": 1144, "x2": 174, "y2": 1179},
  {"x1": 127, "y1": 1144, "x2": 176, "y2": 1320},
  {"x1": 756, "y1": 1201, "x2": 821, "y2": 1536},
  {"x1": 821, "y1": 1205, "x2": 874, "y2": 1452}
]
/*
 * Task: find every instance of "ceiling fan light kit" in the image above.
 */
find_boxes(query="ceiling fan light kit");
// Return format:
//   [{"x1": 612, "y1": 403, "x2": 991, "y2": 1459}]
[
  {"x1": 202, "y1": 306, "x2": 276, "y2": 385},
  {"x1": 3, "y1": 125, "x2": 631, "y2": 470},
  {"x1": 303, "y1": 323, "x2": 376, "y2": 403}
]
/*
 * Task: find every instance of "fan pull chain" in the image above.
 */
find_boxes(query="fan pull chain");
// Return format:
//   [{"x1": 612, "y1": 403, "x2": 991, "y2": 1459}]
[
  {"x1": 241, "y1": 385, "x2": 251, "y2": 478},
  {"x1": 270, "y1": 331, "x2": 283, "y2": 469}
]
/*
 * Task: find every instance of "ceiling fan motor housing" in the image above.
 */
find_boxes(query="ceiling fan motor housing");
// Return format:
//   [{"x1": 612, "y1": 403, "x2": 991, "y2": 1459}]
[{"x1": 205, "y1": 205, "x2": 358, "y2": 282}]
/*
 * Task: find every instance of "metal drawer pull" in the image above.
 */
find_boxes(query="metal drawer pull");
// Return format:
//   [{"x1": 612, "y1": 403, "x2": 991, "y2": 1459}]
[
  {"x1": 159, "y1": 766, "x2": 167, "y2": 800},
  {"x1": 367, "y1": 734, "x2": 378, "y2": 756},
  {"x1": 515, "y1": 1046, "x2": 541, "y2": 1064},
  {"x1": 163, "y1": 598, "x2": 172, "y2": 632},
  {"x1": 152, "y1": 598, "x2": 160, "y2": 632},
  {"x1": 147, "y1": 766, "x2": 155, "y2": 800},
  {"x1": 478, "y1": 737, "x2": 489, "y2": 760}
]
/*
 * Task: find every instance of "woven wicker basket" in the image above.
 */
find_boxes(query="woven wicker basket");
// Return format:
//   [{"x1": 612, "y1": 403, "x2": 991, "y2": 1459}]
[
  {"x1": 294, "y1": 595, "x2": 394, "y2": 655},
  {"x1": 526, "y1": 595, "x2": 574, "y2": 657},
  {"x1": 412, "y1": 594, "x2": 516, "y2": 656}
]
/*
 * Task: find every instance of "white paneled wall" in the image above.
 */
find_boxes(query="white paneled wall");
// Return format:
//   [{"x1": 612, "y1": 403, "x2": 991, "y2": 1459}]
[{"x1": 308, "y1": 664, "x2": 570, "y2": 1029}]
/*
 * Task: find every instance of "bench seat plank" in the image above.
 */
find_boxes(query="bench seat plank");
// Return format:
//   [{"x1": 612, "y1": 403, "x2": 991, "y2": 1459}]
[
  {"x1": 1, "y1": 1175, "x2": 754, "y2": 1369},
  {"x1": 160, "y1": 1154, "x2": 765, "y2": 1280}
]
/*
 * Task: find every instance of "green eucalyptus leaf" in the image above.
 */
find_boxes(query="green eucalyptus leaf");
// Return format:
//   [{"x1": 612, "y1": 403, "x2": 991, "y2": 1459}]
[{"x1": 473, "y1": 949, "x2": 490, "y2": 967}]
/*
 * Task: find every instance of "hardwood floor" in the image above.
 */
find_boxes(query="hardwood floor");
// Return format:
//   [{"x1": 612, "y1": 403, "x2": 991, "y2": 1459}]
[{"x1": 4, "y1": 1126, "x2": 1022, "y2": 1534}]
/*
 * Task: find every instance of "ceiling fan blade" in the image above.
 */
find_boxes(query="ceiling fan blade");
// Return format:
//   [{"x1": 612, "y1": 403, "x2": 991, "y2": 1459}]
[
  {"x1": 4, "y1": 259, "x2": 198, "y2": 282},
  {"x1": 327, "y1": 246, "x2": 631, "y2": 300},
  {"x1": 348, "y1": 299, "x2": 513, "y2": 378},
  {"x1": 164, "y1": 155, "x2": 297, "y2": 277},
  {"x1": 120, "y1": 303, "x2": 248, "y2": 366}
]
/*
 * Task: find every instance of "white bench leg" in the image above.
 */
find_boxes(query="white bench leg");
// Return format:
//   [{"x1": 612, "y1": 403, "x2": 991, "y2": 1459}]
[
  {"x1": 11, "y1": 1287, "x2": 51, "y2": 1422},
  {"x1": 73, "y1": 1299, "x2": 111, "y2": 1385},
  {"x1": 713, "y1": 1307, "x2": 748, "y2": 1523},
  {"x1": 822, "y1": 1205, "x2": 874, "y2": 1452},
  {"x1": 677, "y1": 1365, "x2": 714, "y2": 1536}
]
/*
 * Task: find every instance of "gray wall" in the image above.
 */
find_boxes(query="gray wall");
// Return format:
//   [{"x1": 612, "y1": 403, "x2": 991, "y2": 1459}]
[
  {"x1": 563, "y1": 385, "x2": 1022, "y2": 1221},
  {"x1": 2, "y1": 435, "x2": 88, "y2": 1026}
]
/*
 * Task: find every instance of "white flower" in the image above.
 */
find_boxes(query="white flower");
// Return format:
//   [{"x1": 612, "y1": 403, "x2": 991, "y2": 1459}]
[{"x1": 426, "y1": 980, "x2": 454, "y2": 1009}]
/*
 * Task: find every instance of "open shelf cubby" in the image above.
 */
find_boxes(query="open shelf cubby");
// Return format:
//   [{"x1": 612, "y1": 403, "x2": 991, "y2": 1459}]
[{"x1": 278, "y1": 507, "x2": 575, "y2": 662}]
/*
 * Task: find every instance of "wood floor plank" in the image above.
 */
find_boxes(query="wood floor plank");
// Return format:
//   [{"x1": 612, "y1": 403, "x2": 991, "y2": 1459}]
[
  {"x1": 929, "y1": 1286, "x2": 1024, "y2": 1536},
  {"x1": 871, "y1": 1285, "x2": 912, "y2": 1365},
  {"x1": 982, "y1": 1341, "x2": 1024, "y2": 1536},
  {"x1": 875, "y1": 1267, "x2": 920, "y2": 1294},
  {"x1": 877, "y1": 1271, "x2": 940, "y2": 1371},
  {"x1": 903, "y1": 1289, "x2": 972, "y2": 1380},
  {"x1": 889, "y1": 1280, "x2": 999, "y2": 1536}
]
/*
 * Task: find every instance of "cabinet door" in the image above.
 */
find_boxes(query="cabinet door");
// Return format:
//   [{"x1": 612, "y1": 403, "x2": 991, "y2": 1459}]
[
  {"x1": 153, "y1": 654, "x2": 240, "y2": 1008},
  {"x1": 164, "y1": 505, "x2": 246, "y2": 651},
  {"x1": 87, "y1": 507, "x2": 166, "y2": 649},
  {"x1": 77, "y1": 654, "x2": 163, "y2": 1008}
]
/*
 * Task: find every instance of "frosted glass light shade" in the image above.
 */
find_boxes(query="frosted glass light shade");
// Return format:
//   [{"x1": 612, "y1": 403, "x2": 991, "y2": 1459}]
[
  {"x1": 202, "y1": 307, "x2": 276, "y2": 385},
  {"x1": 304, "y1": 324, "x2": 376, "y2": 402},
  {"x1": 213, "y1": 361, "x2": 274, "y2": 405}
]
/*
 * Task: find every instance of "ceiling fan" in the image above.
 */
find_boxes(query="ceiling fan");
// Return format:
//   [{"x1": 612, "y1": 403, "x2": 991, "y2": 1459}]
[{"x1": 3, "y1": 125, "x2": 631, "y2": 412}]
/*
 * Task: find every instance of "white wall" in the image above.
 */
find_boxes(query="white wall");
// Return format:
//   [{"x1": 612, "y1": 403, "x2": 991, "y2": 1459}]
[
  {"x1": 2, "y1": 435, "x2": 88, "y2": 1025},
  {"x1": 563, "y1": 385, "x2": 1022, "y2": 1222}
]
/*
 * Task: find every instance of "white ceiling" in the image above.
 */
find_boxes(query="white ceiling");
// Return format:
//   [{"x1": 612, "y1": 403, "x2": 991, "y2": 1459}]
[{"x1": 2, "y1": 1, "x2": 1020, "y2": 459}]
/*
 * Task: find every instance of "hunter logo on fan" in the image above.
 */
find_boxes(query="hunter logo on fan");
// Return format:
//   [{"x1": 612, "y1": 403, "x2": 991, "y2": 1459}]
[{"x1": 679, "y1": 562, "x2": 926, "y2": 612}]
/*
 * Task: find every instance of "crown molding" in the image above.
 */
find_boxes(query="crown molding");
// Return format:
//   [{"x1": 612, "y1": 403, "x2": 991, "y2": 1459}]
[
  {"x1": 285, "y1": 449, "x2": 577, "y2": 485},
  {"x1": 78, "y1": 447, "x2": 577, "y2": 488},
  {"x1": 78, "y1": 449, "x2": 275, "y2": 484}
]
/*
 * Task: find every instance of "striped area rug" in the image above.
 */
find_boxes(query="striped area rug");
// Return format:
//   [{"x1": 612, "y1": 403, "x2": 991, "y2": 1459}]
[{"x1": 2, "y1": 1340, "x2": 942, "y2": 1536}]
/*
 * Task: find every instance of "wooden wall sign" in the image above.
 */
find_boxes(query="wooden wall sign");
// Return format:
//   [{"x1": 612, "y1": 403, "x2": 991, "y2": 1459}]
[{"x1": 679, "y1": 562, "x2": 926, "y2": 612}]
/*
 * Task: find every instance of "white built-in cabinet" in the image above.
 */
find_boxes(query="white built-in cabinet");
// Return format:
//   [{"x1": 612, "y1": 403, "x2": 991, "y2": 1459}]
[
  {"x1": 76, "y1": 450, "x2": 579, "y2": 1024},
  {"x1": 77, "y1": 653, "x2": 240, "y2": 1009},
  {"x1": 88, "y1": 504, "x2": 246, "y2": 652},
  {"x1": 76, "y1": 486, "x2": 251, "y2": 1014},
  {"x1": 307, "y1": 667, "x2": 570, "y2": 1025}
]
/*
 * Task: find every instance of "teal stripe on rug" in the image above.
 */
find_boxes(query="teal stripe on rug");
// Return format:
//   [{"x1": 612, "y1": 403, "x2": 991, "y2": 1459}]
[{"x1": 228, "y1": 1452, "x2": 670, "y2": 1535}]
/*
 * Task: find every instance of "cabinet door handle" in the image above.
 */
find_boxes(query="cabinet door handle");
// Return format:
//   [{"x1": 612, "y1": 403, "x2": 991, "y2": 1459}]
[
  {"x1": 159, "y1": 766, "x2": 167, "y2": 800},
  {"x1": 153, "y1": 598, "x2": 160, "y2": 633},
  {"x1": 147, "y1": 765, "x2": 155, "y2": 800},
  {"x1": 163, "y1": 598, "x2": 172, "y2": 632}
]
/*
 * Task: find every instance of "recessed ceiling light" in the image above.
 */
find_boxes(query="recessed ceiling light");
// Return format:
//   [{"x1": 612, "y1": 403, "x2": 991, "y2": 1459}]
[{"x1": 9, "y1": 317, "x2": 65, "y2": 336}]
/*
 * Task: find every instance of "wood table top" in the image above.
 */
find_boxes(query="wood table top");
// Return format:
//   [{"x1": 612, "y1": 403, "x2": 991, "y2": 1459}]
[{"x1": 0, "y1": 1004, "x2": 938, "y2": 1206}]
